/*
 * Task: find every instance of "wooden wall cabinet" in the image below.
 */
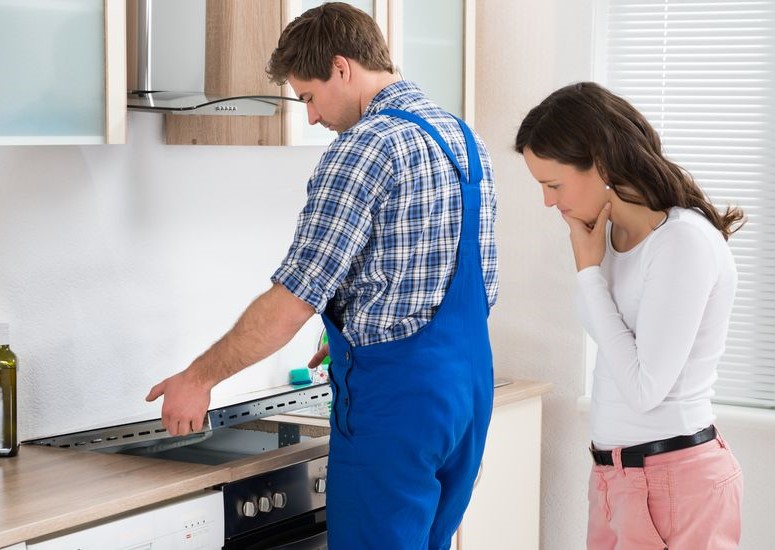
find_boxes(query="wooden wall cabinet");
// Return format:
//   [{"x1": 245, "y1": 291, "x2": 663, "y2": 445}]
[{"x1": 162, "y1": 0, "x2": 285, "y2": 145}]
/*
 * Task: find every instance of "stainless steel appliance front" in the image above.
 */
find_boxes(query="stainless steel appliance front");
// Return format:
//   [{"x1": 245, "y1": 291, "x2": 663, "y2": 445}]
[{"x1": 221, "y1": 455, "x2": 328, "y2": 549}]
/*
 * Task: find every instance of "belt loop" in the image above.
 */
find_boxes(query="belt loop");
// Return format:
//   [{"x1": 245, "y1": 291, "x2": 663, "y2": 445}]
[
  {"x1": 612, "y1": 447, "x2": 625, "y2": 474},
  {"x1": 714, "y1": 425, "x2": 728, "y2": 449}
]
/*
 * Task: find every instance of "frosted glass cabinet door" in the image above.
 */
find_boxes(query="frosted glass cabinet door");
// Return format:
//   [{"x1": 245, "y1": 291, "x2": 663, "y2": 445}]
[
  {"x1": 0, "y1": 0, "x2": 126, "y2": 145},
  {"x1": 397, "y1": 0, "x2": 474, "y2": 122}
]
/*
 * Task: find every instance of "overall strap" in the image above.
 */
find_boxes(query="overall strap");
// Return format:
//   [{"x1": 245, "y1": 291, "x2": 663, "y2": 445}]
[
  {"x1": 377, "y1": 108, "x2": 483, "y2": 187},
  {"x1": 377, "y1": 108, "x2": 483, "y2": 243}
]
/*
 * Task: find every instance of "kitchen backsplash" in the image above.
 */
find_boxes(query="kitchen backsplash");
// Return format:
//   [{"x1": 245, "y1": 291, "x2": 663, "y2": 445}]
[{"x1": 0, "y1": 112, "x2": 327, "y2": 440}]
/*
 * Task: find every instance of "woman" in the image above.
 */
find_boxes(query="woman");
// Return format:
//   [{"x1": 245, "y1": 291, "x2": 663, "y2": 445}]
[{"x1": 516, "y1": 82, "x2": 744, "y2": 549}]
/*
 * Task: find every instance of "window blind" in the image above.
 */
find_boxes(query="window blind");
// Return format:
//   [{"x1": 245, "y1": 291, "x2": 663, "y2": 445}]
[{"x1": 600, "y1": 0, "x2": 775, "y2": 408}]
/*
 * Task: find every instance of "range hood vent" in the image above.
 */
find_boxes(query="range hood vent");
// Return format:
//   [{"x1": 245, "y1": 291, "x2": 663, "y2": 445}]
[
  {"x1": 127, "y1": 91, "x2": 296, "y2": 116},
  {"x1": 127, "y1": 0, "x2": 301, "y2": 116}
]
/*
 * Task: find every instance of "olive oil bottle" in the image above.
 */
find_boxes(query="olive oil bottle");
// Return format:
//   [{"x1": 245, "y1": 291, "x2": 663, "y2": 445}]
[{"x1": 0, "y1": 323, "x2": 18, "y2": 457}]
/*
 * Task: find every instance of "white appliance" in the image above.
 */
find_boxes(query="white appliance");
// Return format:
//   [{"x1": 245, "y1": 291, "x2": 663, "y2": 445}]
[{"x1": 26, "y1": 491, "x2": 224, "y2": 550}]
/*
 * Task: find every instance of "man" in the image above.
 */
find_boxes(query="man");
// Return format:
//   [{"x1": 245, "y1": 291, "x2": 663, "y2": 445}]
[{"x1": 146, "y1": 3, "x2": 498, "y2": 548}]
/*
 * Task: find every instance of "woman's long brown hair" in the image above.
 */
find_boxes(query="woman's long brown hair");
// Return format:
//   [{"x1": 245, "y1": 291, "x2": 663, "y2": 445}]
[{"x1": 515, "y1": 82, "x2": 745, "y2": 240}]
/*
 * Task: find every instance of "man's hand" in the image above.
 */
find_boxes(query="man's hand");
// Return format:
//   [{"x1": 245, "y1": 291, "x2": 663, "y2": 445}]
[
  {"x1": 146, "y1": 368, "x2": 211, "y2": 436},
  {"x1": 308, "y1": 344, "x2": 330, "y2": 369},
  {"x1": 144, "y1": 283, "x2": 315, "y2": 437},
  {"x1": 562, "y1": 202, "x2": 611, "y2": 271}
]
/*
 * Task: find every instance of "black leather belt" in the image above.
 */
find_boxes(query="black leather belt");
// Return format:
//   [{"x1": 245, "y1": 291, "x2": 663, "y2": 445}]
[{"x1": 590, "y1": 425, "x2": 717, "y2": 468}]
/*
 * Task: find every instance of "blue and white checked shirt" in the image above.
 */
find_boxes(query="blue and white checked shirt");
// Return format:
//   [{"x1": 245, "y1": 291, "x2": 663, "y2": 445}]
[{"x1": 272, "y1": 80, "x2": 498, "y2": 347}]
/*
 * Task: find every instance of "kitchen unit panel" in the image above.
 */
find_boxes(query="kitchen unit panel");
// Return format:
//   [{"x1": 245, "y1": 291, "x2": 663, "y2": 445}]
[
  {"x1": 456, "y1": 389, "x2": 547, "y2": 549},
  {"x1": 0, "y1": 0, "x2": 126, "y2": 145}
]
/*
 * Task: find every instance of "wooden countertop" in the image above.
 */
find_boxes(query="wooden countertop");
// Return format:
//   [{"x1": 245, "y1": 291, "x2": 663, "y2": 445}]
[
  {"x1": 0, "y1": 378, "x2": 548, "y2": 547},
  {"x1": 0, "y1": 435, "x2": 329, "y2": 547}
]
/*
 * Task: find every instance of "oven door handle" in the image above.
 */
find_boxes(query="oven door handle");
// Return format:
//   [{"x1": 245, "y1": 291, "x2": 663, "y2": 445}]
[{"x1": 269, "y1": 529, "x2": 328, "y2": 550}]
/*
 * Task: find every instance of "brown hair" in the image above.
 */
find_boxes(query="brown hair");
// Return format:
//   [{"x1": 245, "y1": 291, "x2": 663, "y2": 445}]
[
  {"x1": 266, "y1": 2, "x2": 394, "y2": 85},
  {"x1": 515, "y1": 82, "x2": 745, "y2": 240}
]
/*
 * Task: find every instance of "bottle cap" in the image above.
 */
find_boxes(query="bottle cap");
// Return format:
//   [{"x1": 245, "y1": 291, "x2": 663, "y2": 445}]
[{"x1": 0, "y1": 323, "x2": 8, "y2": 345}]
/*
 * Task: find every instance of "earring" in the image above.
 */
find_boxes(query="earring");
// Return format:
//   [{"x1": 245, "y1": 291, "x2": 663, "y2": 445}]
[{"x1": 605, "y1": 184, "x2": 610, "y2": 190}]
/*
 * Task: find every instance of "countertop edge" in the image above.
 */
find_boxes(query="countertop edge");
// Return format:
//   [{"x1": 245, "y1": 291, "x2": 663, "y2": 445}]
[{"x1": 494, "y1": 379, "x2": 553, "y2": 407}]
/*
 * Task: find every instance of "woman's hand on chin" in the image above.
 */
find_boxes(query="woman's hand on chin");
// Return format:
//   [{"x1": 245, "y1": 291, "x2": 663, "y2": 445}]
[{"x1": 562, "y1": 203, "x2": 611, "y2": 271}]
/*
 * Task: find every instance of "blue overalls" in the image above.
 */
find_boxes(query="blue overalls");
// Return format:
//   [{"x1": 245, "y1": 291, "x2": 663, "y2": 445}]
[{"x1": 322, "y1": 108, "x2": 494, "y2": 550}]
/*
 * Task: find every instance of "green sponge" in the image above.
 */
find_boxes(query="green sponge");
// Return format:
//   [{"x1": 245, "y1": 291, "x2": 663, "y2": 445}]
[{"x1": 289, "y1": 368, "x2": 313, "y2": 386}]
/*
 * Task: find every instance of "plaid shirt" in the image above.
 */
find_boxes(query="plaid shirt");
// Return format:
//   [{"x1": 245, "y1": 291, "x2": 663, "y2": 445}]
[{"x1": 272, "y1": 80, "x2": 498, "y2": 347}]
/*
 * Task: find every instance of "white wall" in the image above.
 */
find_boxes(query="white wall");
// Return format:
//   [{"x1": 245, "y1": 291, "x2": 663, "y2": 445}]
[
  {"x1": 0, "y1": 113, "x2": 327, "y2": 439},
  {"x1": 477, "y1": 1, "x2": 775, "y2": 548}
]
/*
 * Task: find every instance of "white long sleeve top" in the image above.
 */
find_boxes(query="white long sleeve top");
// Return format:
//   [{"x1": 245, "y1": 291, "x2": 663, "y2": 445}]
[{"x1": 577, "y1": 207, "x2": 738, "y2": 449}]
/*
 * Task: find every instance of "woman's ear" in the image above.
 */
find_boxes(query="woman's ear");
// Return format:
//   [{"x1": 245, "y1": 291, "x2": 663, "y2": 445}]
[{"x1": 594, "y1": 159, "x2": 610, "y2": 189}]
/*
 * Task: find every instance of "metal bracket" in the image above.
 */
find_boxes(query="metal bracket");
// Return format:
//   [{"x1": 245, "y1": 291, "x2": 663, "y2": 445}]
[
  {"x1": 278, "y1": 423, "x2": 301, "y2": 448},
  {"x1": 26, "y1": 383, "x2": 331, "y2": 451}
]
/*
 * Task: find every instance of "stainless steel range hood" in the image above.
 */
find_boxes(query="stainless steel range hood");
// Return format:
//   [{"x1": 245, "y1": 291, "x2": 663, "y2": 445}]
[
  {"x1": 127, "y1": 0, "x2": 301, "y2": 116},
  {"x1": 127, "y1": 91, "x2": 295, "y2": 116}
]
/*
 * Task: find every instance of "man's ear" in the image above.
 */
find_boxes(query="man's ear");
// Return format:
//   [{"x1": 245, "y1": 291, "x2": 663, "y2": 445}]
[{"x1": 332, "y1": 55, "x2": 351, "y2": 81}]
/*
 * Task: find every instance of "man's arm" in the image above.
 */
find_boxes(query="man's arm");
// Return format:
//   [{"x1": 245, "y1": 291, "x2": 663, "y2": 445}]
[{"x1": 146, "y1": 283, "x2": 315, "y2": 436}]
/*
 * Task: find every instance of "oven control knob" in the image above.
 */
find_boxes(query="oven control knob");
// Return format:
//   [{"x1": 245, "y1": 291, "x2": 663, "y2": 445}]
[
  {"x1": 258, "y1": 496, "x2": 273, "y2": 513},
  {"x1": 272, "y1": 492, "x2": 288, "y2": 509},
  {"x1": 242, "y1": 500, "x2": 258, "y2": 517},
  {"x1": 314, "y1": 478, "x2": 327, "y2": 494}
]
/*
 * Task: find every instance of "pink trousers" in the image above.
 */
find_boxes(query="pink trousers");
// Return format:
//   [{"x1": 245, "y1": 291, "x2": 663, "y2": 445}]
[{"x1": 587, "y1": 433, "x2": 743, "y2": 549}]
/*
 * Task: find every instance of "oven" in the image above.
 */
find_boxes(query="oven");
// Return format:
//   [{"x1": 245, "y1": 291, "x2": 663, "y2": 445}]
[
  {"x1": 220, "y1": 454, "x2": 327, "y2": 549},
  {"x1": 28, "y1": 383, "x2": 331, "y2": 549}
]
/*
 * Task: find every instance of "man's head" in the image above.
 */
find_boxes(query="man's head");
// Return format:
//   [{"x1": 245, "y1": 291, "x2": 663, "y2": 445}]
[
  {"x1": 267, "y1": 3, "x2": 397, "y2": 134},
  {"x1": 266, "y1": 2, "x2": 394, "y2": 85}
]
